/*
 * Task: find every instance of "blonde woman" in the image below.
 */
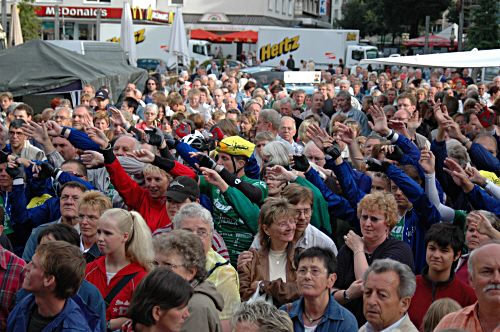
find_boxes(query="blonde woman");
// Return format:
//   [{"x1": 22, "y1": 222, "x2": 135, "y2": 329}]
[{"x1": 85, "y1": 208, "x2": 154, "y2": 331}]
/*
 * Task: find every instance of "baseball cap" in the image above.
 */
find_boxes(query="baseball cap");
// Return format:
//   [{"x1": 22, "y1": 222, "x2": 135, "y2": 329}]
[
  {"x1": 95, "y1": 89, "x2": 109, "y2": 100},
  {"x1": 166, "y1": 176, "x2": 200, "y2": 203}
]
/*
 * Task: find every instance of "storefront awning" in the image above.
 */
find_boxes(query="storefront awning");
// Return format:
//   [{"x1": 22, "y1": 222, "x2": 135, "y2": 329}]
[
  {"x1": 221, "y1": 30, "x2": 258, "y2": 43},
  {"x1": 190, "y1": 29, "x2": 223, "y2": 42},
  {"x1": 403, "y1": 35, "x2": 454, "y2": 48}
]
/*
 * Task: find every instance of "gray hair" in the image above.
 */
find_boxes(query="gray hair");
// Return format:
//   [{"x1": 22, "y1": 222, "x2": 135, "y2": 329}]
[
  {"x1": 173, "y1": 203, "x2": 214, "y2": 232},
  {"x1": 145, "y1": 103, "x2": 159, "y2": 116},
  {"x1": 245, "y1": 99, "x2": 263, "y2": 112},
  {"x1": 263, "y1": 141, "x2": 292, "y2": 167},
  {"x1": 446, "y1": 139, "x2": 470, "y2": 168},
  {"x1": 153, "y1": 230, "x2": 207, "y2": 283},
  {"x1": 231, "y1": 301, "x2": 293, "y2": 332},
  {"x1": 339, "y1": 79, "x2": 351, "y2": 87},
  {"x1": 54, "y1": 106, "x2": 73, "y2": 118},
  {"x1": 468, "y1": 240, "x2": 500, "y2": 277},
  {"x1": 363, "y1": 258, "x2": 416, "y2": 298},
  {"x1": 259, "y1": 109, "x2": 282, "y2": 131},
  {"x1": 255, "y1": 131, "x2": 276, "y2": 143},
  {"x1": 336, "y1": 90, "x2": 351, "y2": 102},
  {"x1": 279, "y1": 96, "x2": 297, "y2": 109}
]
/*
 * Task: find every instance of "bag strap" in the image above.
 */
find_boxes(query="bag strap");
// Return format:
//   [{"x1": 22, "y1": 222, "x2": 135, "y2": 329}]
[
  {"x1": 206, "y1": 260, "x2": 230, "y2": 278},
  {"x1": 104, "y1": 272, "x2": 138, "y2": 308}
]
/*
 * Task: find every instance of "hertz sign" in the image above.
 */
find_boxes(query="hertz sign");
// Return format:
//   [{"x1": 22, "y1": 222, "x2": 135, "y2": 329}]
[{"x1": 259, "y1": 36, "x2": 299, "y2": 63}]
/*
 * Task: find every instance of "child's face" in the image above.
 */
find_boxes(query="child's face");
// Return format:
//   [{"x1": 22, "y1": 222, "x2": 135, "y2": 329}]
[{"x1": 0, "y1": 97, "x2": 12, "y2": 111}]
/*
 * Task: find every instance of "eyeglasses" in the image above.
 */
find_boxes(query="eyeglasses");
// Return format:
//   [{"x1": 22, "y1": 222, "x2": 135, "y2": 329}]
[
  {"x1": 297, "y1": 267, "x2": 326, "y2": 277},
  {"x1": 295, "y1": 208, "x2": 312, "y2": 217},
  {"x1": 182, "y1": 228, "x2": 210, "y2": 238},
  {"x1": 54, "y1": 115, "x2": 70, "y2": 120},
  {"x1": 152, "y1": 261, "x2": 182, "y2": 269}
]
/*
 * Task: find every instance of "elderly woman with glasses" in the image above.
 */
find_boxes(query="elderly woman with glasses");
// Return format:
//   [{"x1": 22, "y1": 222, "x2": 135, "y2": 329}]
[
  {"x1": 332, "y1": 191, "x2": 415, "y2": 325},
  {"x1": 239, "y1": 197, "x2": 300, "y2": 307},
  {"x1": 153, "y1": 230, "x2": 224, "y2": 332}
]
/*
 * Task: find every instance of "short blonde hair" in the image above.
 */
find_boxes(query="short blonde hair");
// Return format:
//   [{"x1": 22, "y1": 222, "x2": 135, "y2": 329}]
[
  {"x1": 422, "y1": 298, "x2": 461, "y2": 332},
  {"x1": 357, "y1": 191, "x2": 398, "y2": 229}
]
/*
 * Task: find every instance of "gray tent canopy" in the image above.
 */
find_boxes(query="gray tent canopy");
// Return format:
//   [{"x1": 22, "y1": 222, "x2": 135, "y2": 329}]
[{"x1": 0, "y1": 39, "x2": 147, "y2": 105}]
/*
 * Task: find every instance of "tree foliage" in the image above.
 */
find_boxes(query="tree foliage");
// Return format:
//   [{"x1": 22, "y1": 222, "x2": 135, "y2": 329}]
[
  {"x1": 466, "y1": 0, "x2": 500, "y2": 49},
  {"x1": 18, "y1": 0, "x2": 41, "y2": 41},
  {"x1": 338, "y1": 0, "x2": 451, "y2": 38}
]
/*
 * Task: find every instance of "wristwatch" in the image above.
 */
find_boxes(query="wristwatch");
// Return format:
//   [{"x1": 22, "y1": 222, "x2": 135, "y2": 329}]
[{"x1": 343, "y1": 289, "x2": 351, "y2": 302}]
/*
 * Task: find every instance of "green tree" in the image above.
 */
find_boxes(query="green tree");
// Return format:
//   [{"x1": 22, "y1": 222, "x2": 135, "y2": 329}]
[
  {"x1": 336, "y1": 0, "x2": 384, "y2": 37},
  {"x1": 18, "y1": 0, "x2": 41, "y2": 41},
  {"x1": 466, "y1": 0, "x2": 500, "y2": 49}
]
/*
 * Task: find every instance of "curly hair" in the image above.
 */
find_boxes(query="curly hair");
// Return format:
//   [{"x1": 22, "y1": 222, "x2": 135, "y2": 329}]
[
  {"x1": 153, "y1": 230, "x2": 207, "y2": 283},
  {"x1": 357, "y1": 191, "x2": 399, "y2": 229}
]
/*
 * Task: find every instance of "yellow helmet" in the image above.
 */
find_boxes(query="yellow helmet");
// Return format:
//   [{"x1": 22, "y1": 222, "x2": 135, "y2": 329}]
[{"x1": 216, "y1": 136, "x2": 255, "y2": 158}]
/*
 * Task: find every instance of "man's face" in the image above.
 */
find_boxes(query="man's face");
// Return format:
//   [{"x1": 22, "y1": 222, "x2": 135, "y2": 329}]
[
  {"x1": 312, "y1": 94, "x2": 324, "y2": 112},
  {"x1": 96, "y1": 98, "x2": 109, "y2": 111},
  {"x1": 391, "y1": 181, "x2": 411, "y2": 211},
  {"x1": 72, "y1": 107, "x2": 89, "y2": 130},
  {"x1": 305, "y1": 145, "x2": 326, "y2": 167},
  {"x1": 293, "y1": 93, "x2": 305, "y2": 106},
  {"x1": 13, "y1": 109, "x2": 30, "y2": 122},
  {"x1": 279, "y1": 102, "x2": 293, "y2": 117},
  {"x1": 0, "y1": 97, "x2": 12, "y2": 111},
  {"x1": 470, "y1": 244, "x2": 500, "y2": 307},
  {"x1": 339, "y1": 83, "x2": 349, "y2": 91},
  {"x1": 227, "y1": 98, "x2": 238, "y2": 110},
  {"x1": 386, "y1": 91, "x2": 397, "y2": 104},
  {"x1": 113, "y1": 136, "x2": 137, "y2": 156},
  {"x1": 54, "y1": 109, "x2": 72, "y2": 126},
  {"x1": 213, "y1": 90, "x2": 224, "y2": 105},
  {"x1": 279, "y1": 119, "x2": 295, "y2": 142},
  {"x1": 363, "y1": 271, "x2": 410, "y2": 331},
  {"x1": 167, "y1": 197, "x2": 191, "y2": 220},
  {"x1": 216, "y1": 152, "x2": 240, "y2": 173},
  {"x1": 0, "y1": 163, "x2": 13, "y2": 188},
  {"x1": 256, "y1": 116, "x2": 271, "y2": 133},
  {"x1": 426, "y1": 241, "x2": 459, "y2": 275},
  {"x1": 178, "y1": 216, "x2": 212, "y2": 254},
  {"x1": 293, "y1": 200, "x2": 312, "y2": 234},
  {"x1": 336, "y1": 95, "x2": 350, "y2": 112},
  {"x1": 318, "y1": 85, "x2": 327, "y2": 99},
  {"x1": 59, "y1": 186, "x2": 84, "y2": 220},
  {"x1": 144, "y1": 172, "x2": 169, "y2": 199},
  {"x1": 326, "y1": 85, "x2": 335, "y2": 98},
  {"x1": 247, "y1": 103, "x2": 262, "y2": 119},
  {"x1": 52, "y1": 137, "x2": 77, "y2": 161},
  {"x1": 22, "y1": 253, "x2": 49, "y2": 293},
  {"x1": 82, "y1": 86, "x2": 94, "y2": 95},
  {"x1": 397, "y1": 98, "x2": 415, "y2": 114},
  {"x1": 8, "y1": 127, "x2": 26, "y2": 149}
]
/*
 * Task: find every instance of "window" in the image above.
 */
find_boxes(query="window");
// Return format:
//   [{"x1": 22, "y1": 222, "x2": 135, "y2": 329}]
[
  {"x1": 275, "y1": 0, "x2": 280, "y2": 12},
  {"x1": 269, "y1": 0, "x2": 273, "y2": 10},
  {"x1": 351, "y1": 50, "x2": 365, "y2": 61},
  {"x1": 289, "y1": 0, "x2": 294, "y2": 15},
  {"x1": 334, "y1": 9, "x2": 338, "y2": 19},
  {"x1": 282, "y1": 0, "x2": 287, "y2": 14},
  {"x1": 83, "y1": 0, "x2": 111, "y2": 3},
  {"x1": 192, "y1": 44, "x2": 206, "y2": 56}
]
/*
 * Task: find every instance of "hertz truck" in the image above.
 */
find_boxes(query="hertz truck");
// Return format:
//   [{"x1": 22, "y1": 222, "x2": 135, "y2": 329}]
[{"x1": 256, "y1": 27, "x2": 378, "y2": 69}]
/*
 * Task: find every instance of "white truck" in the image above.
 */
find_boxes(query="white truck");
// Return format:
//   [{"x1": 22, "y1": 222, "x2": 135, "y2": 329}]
[
  {"x1": 99, "y1": 23, "x2": 211, "y2": 68},
  {"x1": 253, "y1": 27, "x2": 378, "y2": 69}
]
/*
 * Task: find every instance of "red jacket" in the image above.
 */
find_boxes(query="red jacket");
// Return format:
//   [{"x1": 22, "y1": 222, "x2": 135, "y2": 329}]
[
  {"x1": 408, "y1": 269, "x2": 477, "y2": 330},
  {"x1": 85, "y1": 256, "x2": 148, "y2": 320},
  {"x1": 106, "y1": 158, "x2": 196, "y2": 232}
]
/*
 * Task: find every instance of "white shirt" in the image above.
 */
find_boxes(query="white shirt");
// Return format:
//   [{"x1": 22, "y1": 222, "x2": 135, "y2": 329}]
[
  {"x1": 363, "y1": 314, "x2": 407, "y2": 332},
  {"x1": 251, "y1": 225, "x2": 338, "y2": 255}
]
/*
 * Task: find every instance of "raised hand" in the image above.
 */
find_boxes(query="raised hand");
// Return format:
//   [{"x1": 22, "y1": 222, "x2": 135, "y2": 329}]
[
  {"x1": 265, "y1": 164, "x2": 296, "y2": 182},
  {"x1": 86, "y1": 127, "x2": 109, "y2": 149},
  {"x1": 126, "y1": 149, "x2": 156, "y2": 163},
  {"x1": 109, "y1": 107, "x2": 130, "y2": 129},
  {"x1": 443, "y1": 158, "x2": 474, "y2": 192},
  {"x1": 368, "y1": 105, "x2": 390, "y2": 136},
  {"x1": 419, "y1": 149, "x2": 436, "y2": 174},
  {"x1": 200, "y1": 167, "x2": 228, "y2": 192},
  {"x1": 388, "y1": 119, "x2": 410, "y2": 138},
  {"x1": 306, "y1": 123, "x2": 334, "y2": 150},
  {"x1": 465, "y1": 166, "x2": 487, "y2": 187},
  {"x1": 80, "y1": 150, "x2": 104, "y2": 168},
  {"x1": 407, "y1": 111, "x2": 422, "y2": 132},
  {"x1": 334, "y1": 121, "x2": 354, "y2": 145},
  {"x1": 45, "y1": 120, "x2": 63, "y2": 137},
  {"x1": 22, "y1": 121, "x2": 50, "y2": 144}
]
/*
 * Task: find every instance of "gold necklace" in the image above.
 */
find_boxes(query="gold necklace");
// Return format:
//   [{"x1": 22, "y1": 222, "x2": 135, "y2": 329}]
[{"x1": 304, "y1": 310, "x2": 324, "y2": 323}]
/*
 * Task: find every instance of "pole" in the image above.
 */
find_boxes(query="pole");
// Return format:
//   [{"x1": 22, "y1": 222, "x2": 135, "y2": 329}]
[
  {"x1": 54, "y1": 4, "x2": 60, "y2": 40},
  {"x1": 458, "y1": 0, "x2": 464, "y2": 51},
  {"x1": 424, "y1": 15, "x2": 430, "y2": 54},
  {"x1": 1, "y1": 0, "x2": 6, "y2": 39},
  {"x1": 96, "y1": 9, "x2": 101, "y2": 41}
]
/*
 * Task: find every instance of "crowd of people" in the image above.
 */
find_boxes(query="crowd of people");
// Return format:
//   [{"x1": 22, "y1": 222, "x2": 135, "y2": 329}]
[{"x1": 0, "y1": 59, "x2": 499, "y2": 332}]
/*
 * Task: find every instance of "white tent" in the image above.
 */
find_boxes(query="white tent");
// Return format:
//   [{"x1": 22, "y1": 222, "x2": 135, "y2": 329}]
[
  {"x1": 168, "y1": 7, "x2": 189, "y2": 71},
  {"x1": 360, "y1": 49, "x2": 500, "y2": 68},
  {"x1": 120, "y1": 1, "x2": 137, "y2": 67}
]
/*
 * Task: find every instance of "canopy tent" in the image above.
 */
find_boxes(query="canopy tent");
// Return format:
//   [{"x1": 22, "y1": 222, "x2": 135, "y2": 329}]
[
  {"x1": 360, "y1": 49, "x2": 500, "y2": 68},
  {"x1": 191, "y1": 29, "x2": 222, "y2": 42},
  {"x1": 0, "y1": 40, "x2": 147, "y2": 109},
  {"x1": 221, "y1": 30, "x2": 258, "y2": 43},
  {"x1": 403, "y1": 35, "x2": 454, "y2": 47}
]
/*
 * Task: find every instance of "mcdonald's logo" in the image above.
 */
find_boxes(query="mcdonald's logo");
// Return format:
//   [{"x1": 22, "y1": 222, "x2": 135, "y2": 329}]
[
  {"x1": 146, "y1": 5, "x2": 153, "y2": 21},
  {"x1": 131, "y1": 6, "x2": 143, "y2": 20}
]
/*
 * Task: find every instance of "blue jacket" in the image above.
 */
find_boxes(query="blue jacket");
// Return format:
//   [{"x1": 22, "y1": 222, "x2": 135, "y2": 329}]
[
  {"x1": 16, "y1": 281, "x2": 106, "y2": 332},
  {"x1": 386, "y1": 164, "x2": 441, "y2": 273},
  {"x1": 280, "y1": 294, "x2": 358, "y2": 332},
  {"x1": 7, "y1": 293, "x2": 102, "y2": 332},
  {"x1": 304, "y1": 167, "x2": 358, "y2": 233},
  {"x1": 466, "y1": 185, "x2": 500, "y2": 216},
  {"x1": 66, "y1": 127, "x2": 101, "y2": 151}
]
